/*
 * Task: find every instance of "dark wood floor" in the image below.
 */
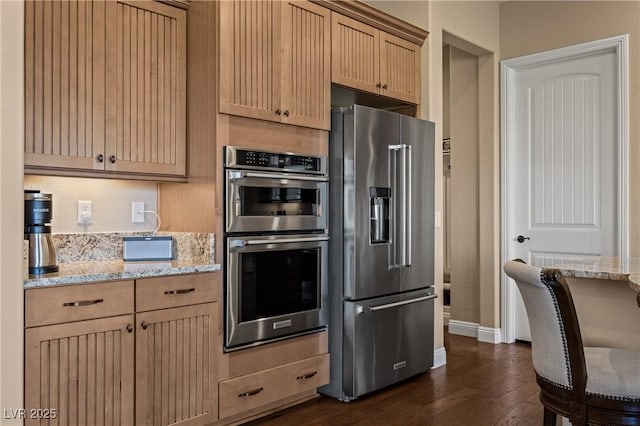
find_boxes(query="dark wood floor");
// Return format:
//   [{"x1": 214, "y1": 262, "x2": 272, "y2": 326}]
[{"x1": 249, "y1": 331, "x2": 543, "y2": 425}]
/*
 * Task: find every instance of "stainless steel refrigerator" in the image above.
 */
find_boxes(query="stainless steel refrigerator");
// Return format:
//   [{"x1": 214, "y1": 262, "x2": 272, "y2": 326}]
[{"x1": 320, "y1": 105, "x2": 436, "y2": 401}]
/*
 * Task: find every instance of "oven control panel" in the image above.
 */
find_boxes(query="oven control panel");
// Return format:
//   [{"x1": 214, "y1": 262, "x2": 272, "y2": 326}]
[{"x1": 225, "y1": 147, "x2": 325, "y2": 175}]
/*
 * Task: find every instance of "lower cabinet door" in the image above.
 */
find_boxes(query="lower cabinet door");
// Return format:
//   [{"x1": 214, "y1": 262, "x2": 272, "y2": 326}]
[
  {"x1": 24, "y1": 315, "x2": 135, "y2": 426},
  {"x1": 135, "y1": 303, "x2": 217, "y2": 426},
  {"x1": 219, "y1": 353, "x2": 330, "y2": 419}
]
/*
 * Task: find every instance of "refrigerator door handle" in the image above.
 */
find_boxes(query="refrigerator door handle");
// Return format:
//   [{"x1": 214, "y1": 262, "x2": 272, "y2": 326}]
[
  {"x1": 388, "y1": 144, "x2": 412, "y2": 268},
  {"x1": 405, "y1": 144, "x2": 413, "y2": 267},
  {"x1": 359, "y1": 294, "x2": 437, "y2": 313}
]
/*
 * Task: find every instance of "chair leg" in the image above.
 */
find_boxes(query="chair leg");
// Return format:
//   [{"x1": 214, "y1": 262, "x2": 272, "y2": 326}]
[{"x1": 543, "y1": 407, "x2": 557, "y2": 426}]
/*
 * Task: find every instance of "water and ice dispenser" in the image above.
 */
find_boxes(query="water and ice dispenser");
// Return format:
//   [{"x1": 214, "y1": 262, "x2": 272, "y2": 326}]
[{"x1": 369, "y1": 187, "x2": 390, "y2": 244}]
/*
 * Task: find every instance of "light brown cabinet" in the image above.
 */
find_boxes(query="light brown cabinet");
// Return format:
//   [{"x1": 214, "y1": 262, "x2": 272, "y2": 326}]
[
  {"x1": 331, "y1": 12, "x2": 421, "y2": 104},
  {"x1": 24, "y1": 0, "x2": 186, "y2": 178},
  {"x1": 25, "y1": 315, "x2": 135, "y2": 426},
  {"x1": 134, "y1": 274, "x2": 217, "y2": 426},
  {"x1": 219, "y1": 0, "x2": 331, "y2": 130},
  {"x1": 24, "y1": 273, "x2": 217, "y2": 426},
  {"x1": 219, "y1": 354, "x2": 329, "y2": 419},
  {"x1": 24, "y1": 281, "x2": 136, "y2": 426},
  {"x1": 218, "y1": 331, "x2": 329, "y2": 423}
]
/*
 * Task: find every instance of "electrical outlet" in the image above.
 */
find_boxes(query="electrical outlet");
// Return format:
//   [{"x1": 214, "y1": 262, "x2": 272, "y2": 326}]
[
  {"x1": 77, "y1": 200, "x2": 93, "y2": 224},
  {"x1": 132, "y1": 202, "x2": 145, "y2": 223}
]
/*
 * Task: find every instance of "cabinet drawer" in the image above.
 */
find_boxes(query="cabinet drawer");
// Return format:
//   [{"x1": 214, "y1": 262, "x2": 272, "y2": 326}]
[
  {"x1": 25, "y1": 281, "x2": 134, "y2": 327},
  {"x1": 135, "y1": 273, "x2": 216, "y2": 312},
  {"x1": 219, "y1": 353, "x2": 329, "y2": 419}
]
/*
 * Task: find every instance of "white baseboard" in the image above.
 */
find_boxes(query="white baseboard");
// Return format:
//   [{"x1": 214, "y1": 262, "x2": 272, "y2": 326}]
[
  {"x1": 448, "y1": 320, "x2": 478, "y2": 338},
  {"x1": 478, "y1": 326, "x2": 502, "y2": 344},
  {"x1": 448, "y1": 320, "x2": 502, "y2": 345},
  {"x1": 432, "y1": 346, "x2": 447, "y2": 369}
]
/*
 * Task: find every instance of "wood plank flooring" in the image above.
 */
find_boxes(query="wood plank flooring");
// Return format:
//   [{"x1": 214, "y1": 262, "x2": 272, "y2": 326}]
[{"x1": 248, "y1": 331, "x2": 543, "y2": 425}]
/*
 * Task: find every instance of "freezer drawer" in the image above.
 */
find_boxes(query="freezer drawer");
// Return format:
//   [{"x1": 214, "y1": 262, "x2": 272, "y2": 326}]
[{"x1": 343, "y1": 288, "x2": 436, "y2": 400}]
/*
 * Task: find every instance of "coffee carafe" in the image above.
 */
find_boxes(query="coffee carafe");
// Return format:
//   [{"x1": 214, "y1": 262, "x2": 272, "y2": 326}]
[{"x1": 24, "y1": 190, "x2": 58, "y2": 274}]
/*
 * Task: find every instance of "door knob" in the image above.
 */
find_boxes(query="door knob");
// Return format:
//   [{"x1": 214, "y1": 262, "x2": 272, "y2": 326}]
[{"x1": 516, "y1": 235, "x2": 530, "y2": 243}]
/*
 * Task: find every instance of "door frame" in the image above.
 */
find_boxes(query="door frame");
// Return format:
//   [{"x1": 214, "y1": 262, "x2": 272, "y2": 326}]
[{"x1": 500, "y1": 35, "x2": 629, "y2": 343}]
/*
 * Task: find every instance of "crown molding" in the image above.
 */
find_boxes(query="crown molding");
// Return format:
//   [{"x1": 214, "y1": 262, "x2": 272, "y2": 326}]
[{"x1": 311, "y1": 0, "x2": 428, "y2": 46}]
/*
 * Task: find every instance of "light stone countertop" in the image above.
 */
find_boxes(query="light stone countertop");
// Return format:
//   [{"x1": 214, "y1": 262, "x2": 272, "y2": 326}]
[
  {"x1": 24, "y1": 259, "x2": 221, "y2": 289},
  {"x1": 551, "y1": 257, "x2": 640, "y2": 293},
  {"x1": 24, "y1": 231, "x2": 221, "y2": 289}
]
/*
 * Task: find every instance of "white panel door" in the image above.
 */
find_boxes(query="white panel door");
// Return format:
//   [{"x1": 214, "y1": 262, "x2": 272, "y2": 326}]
[{"x1": 511, "y1": 50, "x2": 619, "y2": 341}]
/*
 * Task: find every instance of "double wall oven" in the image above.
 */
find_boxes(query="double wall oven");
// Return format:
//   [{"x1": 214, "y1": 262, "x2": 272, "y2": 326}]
[{"x1": 224, "y1": 146, "x2": 329, "y2": 351}]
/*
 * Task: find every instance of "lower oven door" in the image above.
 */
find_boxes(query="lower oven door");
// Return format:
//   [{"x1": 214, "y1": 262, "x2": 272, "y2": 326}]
[
  {"x1": 226, "y1": 170, "x2": 328, "y2": 233},
  {"x1": 225, "y1": 234, "x2": 329, "y2": 350}
]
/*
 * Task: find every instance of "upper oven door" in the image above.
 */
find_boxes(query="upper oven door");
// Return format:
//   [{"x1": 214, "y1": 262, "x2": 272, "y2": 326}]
[{"x1": 225, "y1": 170, "x2": 328, "y2": 234}]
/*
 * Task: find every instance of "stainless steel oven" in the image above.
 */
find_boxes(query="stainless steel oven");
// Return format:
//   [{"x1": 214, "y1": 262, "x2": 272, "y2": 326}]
[
  {"x1": 223, "y1": 147, "x2": 329, "y2": 351},
  {"x1": 225, "y1": 147, "x2": 328, "y2": 234},
  {"x1": 225, "y1": 233, "x2": 329, "y2": 350}
]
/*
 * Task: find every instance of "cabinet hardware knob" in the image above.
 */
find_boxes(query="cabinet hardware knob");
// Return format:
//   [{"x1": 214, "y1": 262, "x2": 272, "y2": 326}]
[
  {"x1": 296, "y1": 371, "x2": 317, "y2": 380},
  {"x1": 126, "y1": 324, "x2": 133, "y2": 333},
  {"x1": 376, "y1": 82, "x2": 382, "y2": 88},
  {"x1": 283, "y1": 110, "x2": 290, "y2": 117},
  {"x1": 516, "y1": 235, "x2": 530, "y2": 243},
  {"x1": 382, "y1": 84, "x2": 388, "y2": 90},
  {"x1": 164, "y1": 288, "x2": 195, "y2": 295},
  {"x1": 141, "y1": 321, "x2": 148, "y2": 330},
  {"x1": 97, "y1": 154, "x2": 104, "y2": 163},
  {"x1": 238, "y1": 387, "x2": 263, "y2": 398},
  {"x1": 275, "y1": 109, "x2": 282, "y2": 115},
  {"x1": 63, "y1": 299, "x2": 104, "y2": 307},
  {"x1": 109, "y1": 155, "x2": 116, "y2": 164}
]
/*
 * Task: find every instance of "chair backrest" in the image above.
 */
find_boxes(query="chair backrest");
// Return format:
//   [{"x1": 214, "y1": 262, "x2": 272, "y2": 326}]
[{"x1": 503, "y1": 260, "x2": 587, "y2": 395}]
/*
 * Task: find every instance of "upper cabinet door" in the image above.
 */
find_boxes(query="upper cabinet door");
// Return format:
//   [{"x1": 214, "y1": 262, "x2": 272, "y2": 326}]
[
  {"x1": 379, "y1": 32, "x2": 421, "y2": 104},
  {"x1": 330, "y1": 13, "x2": 380, "y2": 95},
  {"x1": 280, "y1": 1, "x2": 331, "y2": 130},
  {"x1": 105, "y1": 0, "x2": 186, "y2": 176},
  {"x1": 24, "y1": 0, "x2": 106, "y2": 170},
  {"x1": 219, "y1": 0, "x2": 283, "y2": 123},
  {"x1": 24, "y1": 0, "x2": 186, "y2": 178}
]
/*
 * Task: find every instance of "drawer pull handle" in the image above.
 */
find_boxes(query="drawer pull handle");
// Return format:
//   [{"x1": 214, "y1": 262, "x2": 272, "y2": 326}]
[
  {"x1": 126, "y1": 324, "x2": 133, "y2": 333},
  {"x1": 296, "y1": 371, "x2": 317, "y2": 381},
  {"x1": 141, "y1": 321, "x2": 148, "y2": 330},
  {"x1": 164, "y1": 288, "x2": 196, "y2": 295},
  {"x1": 238, "y1": 387, "x2": 263, "y2": 398},
  {"x1": 63, "y1": 299, "x2": 104, "y2": 307}
]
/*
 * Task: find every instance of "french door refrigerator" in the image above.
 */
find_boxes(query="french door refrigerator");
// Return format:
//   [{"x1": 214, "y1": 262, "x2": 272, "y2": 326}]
[{"x1": 320, "y1": 105, "x2": 436, "y2": 401}]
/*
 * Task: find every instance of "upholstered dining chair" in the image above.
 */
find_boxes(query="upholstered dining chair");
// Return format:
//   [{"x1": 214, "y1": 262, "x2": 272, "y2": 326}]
[{"x1": 503, "y1": 260, "x2": 640, "y2": 425}]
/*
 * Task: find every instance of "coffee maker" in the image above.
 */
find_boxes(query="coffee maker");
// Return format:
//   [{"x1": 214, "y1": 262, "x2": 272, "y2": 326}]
[{"x1": 24, "y1": 190, "x2": 58, "y2": 274}]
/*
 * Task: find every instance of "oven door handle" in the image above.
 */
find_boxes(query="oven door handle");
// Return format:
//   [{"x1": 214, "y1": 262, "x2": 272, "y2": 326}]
[
  {"x1": 230, "y1": 235, "x2": 329, "y2": 248},
  {"x1": 228, "y1": 170, "x2": 328, "y2": 182}
]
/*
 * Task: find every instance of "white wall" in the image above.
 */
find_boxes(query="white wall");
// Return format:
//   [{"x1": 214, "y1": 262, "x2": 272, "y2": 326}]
[
  {"x1": 0, "y1": 0, "x2": 24, "y2": 421},
  {"x1": 25, "y1": 176, "x2": 158, "y2": 233}
]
